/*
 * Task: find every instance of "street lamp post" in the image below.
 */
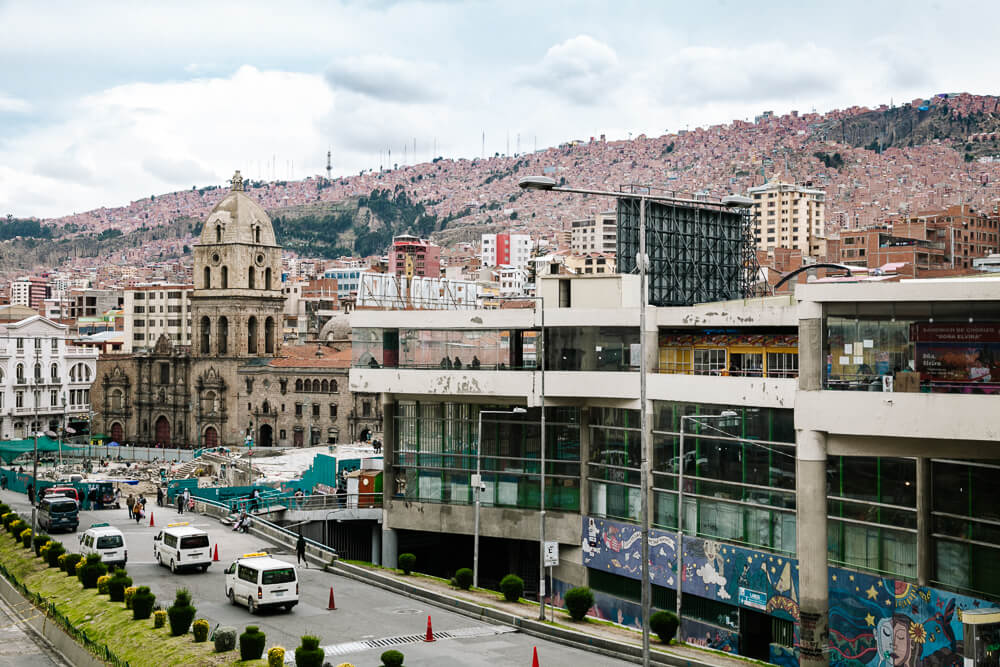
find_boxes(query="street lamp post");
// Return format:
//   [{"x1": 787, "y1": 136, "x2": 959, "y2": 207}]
[
  {"x1": 474, "y1": 407, "x2": 527, "y2": 589},
  {"x1": 677, "y1": 411, "x2": 737, "y2": 624},
  {"x1": 535, "y1": 295, "x2": 547, "y2": 621},
  {"x1": 30, "y1": 377, "x2": 41, "y2": 536},
  {"x1": 59, "y1": 393, "x2": 67, "y2": 467}
]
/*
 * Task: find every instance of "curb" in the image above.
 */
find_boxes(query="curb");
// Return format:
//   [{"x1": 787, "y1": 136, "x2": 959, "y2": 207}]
[{"x1": 328, "y1": 561, "x2": 713, "y2": 667}]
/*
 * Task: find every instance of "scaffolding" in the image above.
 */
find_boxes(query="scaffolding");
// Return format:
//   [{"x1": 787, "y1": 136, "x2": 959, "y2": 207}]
[{"x1": 617, "y1": 196, "x2": 760, "y2": 306}]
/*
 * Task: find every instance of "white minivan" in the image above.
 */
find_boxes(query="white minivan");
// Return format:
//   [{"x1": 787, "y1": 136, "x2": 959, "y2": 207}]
[
  {"x1": 153, "y1": 522, "x2": 212, "y2": 573},
  {"x1": 224, "y1": 553, "x2": 298, "y2": 614},
  {"x1": 78, "y1": 523, "x2": 127, "y2": 569}
]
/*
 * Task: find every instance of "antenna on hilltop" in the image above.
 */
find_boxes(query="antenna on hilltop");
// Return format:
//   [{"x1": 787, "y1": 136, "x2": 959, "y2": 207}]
[{"x1": 326, "y1": 150, "x2": 332, "y2": 179}]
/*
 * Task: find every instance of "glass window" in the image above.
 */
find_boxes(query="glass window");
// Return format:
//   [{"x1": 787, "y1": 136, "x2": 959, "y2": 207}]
[
  {"x1": 693, "y1": 349, "x2": 726, "y2": 375},
  {"x1": 262, "y1": 568, "x2": 296, "y2": 585},
  {"x1": 546, "y1": 327, "x2": 640, "y2": 371}
]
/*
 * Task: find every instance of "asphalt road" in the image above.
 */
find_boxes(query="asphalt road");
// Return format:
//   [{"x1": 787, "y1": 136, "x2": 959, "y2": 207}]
[{"x1": 0, "y1": 491, "x2": 629, "y2": 667}]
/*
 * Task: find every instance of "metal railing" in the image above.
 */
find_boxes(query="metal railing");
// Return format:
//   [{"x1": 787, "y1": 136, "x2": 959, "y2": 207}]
[
  {"x1": 192, "y1": 496, "x2": 339, "y2": 564},
  {"x1": 657, "y1": 362, "x2": 798, "y2": 378},
  {"x1": 285, "y1": 492, "x2": 383, "y2": 511}
]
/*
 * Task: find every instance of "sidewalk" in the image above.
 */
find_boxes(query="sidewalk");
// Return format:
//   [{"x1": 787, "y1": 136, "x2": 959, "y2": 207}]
[{"x1": 328, "y1": 560, "x2": 757, "y2": 667}]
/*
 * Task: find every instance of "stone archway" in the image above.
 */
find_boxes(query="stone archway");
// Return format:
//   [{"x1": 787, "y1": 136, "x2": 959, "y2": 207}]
[
  {"x1": 154, "y1": 416, "x2": 171, "y2": 446},
  {"x1": 259, "y1": 424, "x2": 273, "y2": 448},
  {"x1": 359, "y1": 427, "x2": 371, "y2": 443},
  {"x1": 110, "y1": 422, "x2": 124, "y2": 443},
  {"x1": 203, "y1": 426, "x2": 218, "y2": 448}
]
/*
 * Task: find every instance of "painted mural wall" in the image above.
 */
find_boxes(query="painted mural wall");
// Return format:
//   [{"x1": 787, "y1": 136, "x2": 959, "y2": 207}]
[{"x1": 581, "y1": 516, "x2": 998, "y2": 666}]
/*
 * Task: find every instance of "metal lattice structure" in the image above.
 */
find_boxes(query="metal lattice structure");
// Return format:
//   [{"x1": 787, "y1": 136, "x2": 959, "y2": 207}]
[{"x1": 617, "y1": 196, "x2": 760, "y2": 306}]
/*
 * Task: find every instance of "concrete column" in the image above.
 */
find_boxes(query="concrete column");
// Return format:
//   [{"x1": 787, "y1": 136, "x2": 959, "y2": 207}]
[
  {"x1": 578, "y1": 407, "x2": 591, "y2": 517},
  {"x1": 796, "y1": 428, "x2": 829, "y2": 667},
  {"x1": 381, "y1": 527, "x2": 398, "y2": 569},
  {"x1": 916, "y1": 457, "x2": 930, "y2": 586},
  {"x1": 798, "y1": 302, "x2": 824, "y2": 392},
  {"x1": 371, "y1": 523, "x2": 382, "y2": 566}
]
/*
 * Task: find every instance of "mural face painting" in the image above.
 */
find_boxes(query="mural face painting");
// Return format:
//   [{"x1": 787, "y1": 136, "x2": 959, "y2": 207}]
[{"x1": 581, "y1": 516, "x2": 996, "y2": 666}]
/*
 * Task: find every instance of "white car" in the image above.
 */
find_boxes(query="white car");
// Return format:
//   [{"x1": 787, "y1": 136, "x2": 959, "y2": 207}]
[
  {"x1": 153, "y1": 522, "x2": 212, "y2": 573},
  {"x1": 79, "y1": 523, "x2": 127, "y2": 569},
  {"x1": 224, "y1": 553, "x2": 298, "y2": 614}
]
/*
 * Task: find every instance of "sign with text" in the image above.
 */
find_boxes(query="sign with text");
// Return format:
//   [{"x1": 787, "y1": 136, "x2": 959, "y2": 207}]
[
  {"x1": 739, "y1": 587, "x2": 768, "y2": 611},
  {"x1": 543, "y1": 541, "x2": 559, "y2": 567}
]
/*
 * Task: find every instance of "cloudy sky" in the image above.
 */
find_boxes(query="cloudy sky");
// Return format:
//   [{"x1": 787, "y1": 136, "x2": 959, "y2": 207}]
[{"x1": 1, "y1": 0, "x2": 997, "y2": 218}]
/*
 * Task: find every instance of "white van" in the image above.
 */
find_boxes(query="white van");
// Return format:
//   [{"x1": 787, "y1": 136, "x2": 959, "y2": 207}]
[
  {"x1": 78, "y1": 523, "x2": 127, "y2": 569},
  {"x1": 153, "y1": 522, "x2": 212, "y2": 573},
  {"x1": 224, "y1": 553, "x2": 298, "y2": 614}
]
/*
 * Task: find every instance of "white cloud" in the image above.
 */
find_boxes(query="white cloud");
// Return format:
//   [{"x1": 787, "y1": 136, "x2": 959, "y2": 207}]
[
  {"x1": 325, "y1": 55, "x2": 445, "y2": 103},
  {"x1": 0, "y1": 93, "x2": 31, "y2": 113},
  {"x1": 519, "y1": 35, "x2": 622, "y2": 105}
]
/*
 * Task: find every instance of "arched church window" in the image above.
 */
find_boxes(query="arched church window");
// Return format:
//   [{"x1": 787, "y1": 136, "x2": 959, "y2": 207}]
[
  {"x1": 330, "y1": 380, "x2": 338, "y2": 392},
  {"x1": 255, "y1": 226, "x2": 261, "y2": 244},
  {"x1": 51, "y1": 363, "x2": 59, "y2": 381},
  {"x1": 221, "y1": 266, "x2": 229, "y2": 289},
  {"x1": 248, "y1": 267, "x2": 255, "y2": 289},
  {"x1": 203, "y1": 266, "x2": 211, "y2": 289},
  {"x1": 295, "y1": 379, "x2": 303, "y2": 392},
  {"x1": 265, "y1": 267, "x2": 272, "y2": 290},
  {"x1": 265, "y1": 316, "x2": 275, "y2": 354},
  {"x1": 247, "y1": 316, "x2": 258, "y2": 354},
  {"x1": 321, "y1": 379, "x2": 329, "y2": 392},
  {"x1": 218, "y1": 316, "x2": 229, "y2": 355},
  {"x1": 200, "y1": 316, "x2": 211, "y2": 354},
  {"x1": 216, "y1": 225, "x2": 223, "y2": 243}
]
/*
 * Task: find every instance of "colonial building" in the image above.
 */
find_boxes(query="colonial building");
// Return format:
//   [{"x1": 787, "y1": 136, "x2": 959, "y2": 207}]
[{"x1": 92, "y1": 172, "x2": 379, "y2": 448}]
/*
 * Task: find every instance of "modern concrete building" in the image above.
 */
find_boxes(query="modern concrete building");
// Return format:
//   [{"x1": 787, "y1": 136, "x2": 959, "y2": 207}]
[
  {"x1": 10, "y1": 277, "x2": 48, "y2": 310},
  {"x1": 387, "y1": 235, "x2": 441, "y2": 279},
  {"x1": 0, "y1": 315, "x2": 98, "y2": 440},
  {"x1": 122, "y1": 284, "x2": 194, "y2": 353},
  {"x1": 749, "y1": 178, "x2": 825, "y2": 256},
  {"x1": 570, "y1": 211, "x2": 617, "y2": 254},
  {"x1": 350, "y1": 273, "x2": 1000, "y2": 666},
  {"x1": 481, "y1": 232, "x2": 533, "y2": 269}
]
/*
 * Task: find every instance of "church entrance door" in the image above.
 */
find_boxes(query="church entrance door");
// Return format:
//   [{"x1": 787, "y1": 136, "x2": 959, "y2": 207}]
[
  {"x1": 259, "y1": 424, "x2": 273, "y2": 447},
  {"x1": 155, "y1": 416, "x2": 171, "y2": 446},
  {"x1": 293, "y1": 430, "x2": 303, "y2": 447},
  {"x1": 203, "y1": 427, "x2": 218, "y2": 448}
]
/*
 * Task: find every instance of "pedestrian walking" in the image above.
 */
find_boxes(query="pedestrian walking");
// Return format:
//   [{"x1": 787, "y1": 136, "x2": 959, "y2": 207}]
[
  {"x1": 126, "y1": 494, "x2": 135, "y2": 519},
  {"x1": 296, "y1": 532, "x2": 307, "y2": 567},
  {"x1": 156, "y1": 487, "x2": 164, "y2": 507},
  {"x1": 183, "y1": 488, "x2": 191, "y2": 512},
  {"x1": 26, "y1": 484, "x2": 34, "y2": 505},
  {"x1": 176, "y1": 492, "x2": 184, "y2": 515}
]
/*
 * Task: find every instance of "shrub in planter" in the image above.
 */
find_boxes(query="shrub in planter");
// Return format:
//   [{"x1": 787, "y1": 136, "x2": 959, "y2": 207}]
[
  {"x1": 108, "y1": 570, "x2": 132, "y2": 602},
  {"x1": 267, "y1": 647, "x2": 285, "y2": 667},
  {"x1": 33, "y1": 534, "x2": 50, "y2": 556},
  {"x1": 0, "y1": 504, "x2": 10, "y2": 515},
  {"x1": 20, "y1": 528, "x2": 32, "y2": 548},
  {"x1": 152, "y1": 609, "x2": 167, "y2": 629},
  {"x1": 454, "y1": 568, "x2": 473, "y2": 590},
  {"x1": 564, "y1": 586, "x2": 595, "y2": 622},
  {"x1": 61, "y1": 553, "x2": 82, "y2": 576},
  {"x1": 239, "y1": 625, "x2": 266, "y2": 661},
  {"x1": 650, "y1": 610, "x2": 680, "y2": 644},
  {"x1": 500, "y1": 574, "x2": 524, "y2": 602},
  {"x1": 295, "y1": 635, "x2": 325, "y2": 667},
  {"x1": 213, "y1": 626, "x2": 237, "y2": 653},
  {"x1": 381, "y1": 649, "x2": 405, "y2": 667},
  {"x1": 45, "y1": 542, "x2": 65, "y2": 568},
  {"x1": 96, "y1": 575, "x2": 111, "y2": 595},
  {"x1": 192, "y1": 619, "x2": 210, "y2": 642},
  {"x1": 8, "y1": 519, "x2": 24, "y2": 536},
  {"x1": 124, "y1": 586, "x2": 138, "y2": 609},
  {"x1": 397, "y1": 553, "x2": 416, "y2": 575},
  {"x1": 2, "y1": 513, "x2": 15, "y2": 530},
  {"x1": 79, "y1": 553, "x2": 107, "y2": 588},
  {"x1": 167, "y1": 588, "x2": 196, "y2": 636},
  {"x1": 38, "y1": 542, "x2": 52, "y2": 560},
  {"x1": 132, "y1": 586, "x2": 155, "y2": 620}
]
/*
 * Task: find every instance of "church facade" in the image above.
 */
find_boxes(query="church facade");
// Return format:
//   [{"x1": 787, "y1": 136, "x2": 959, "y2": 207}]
[{"x1": 93, "y1": 172, "x2": 381, "y2": 448}]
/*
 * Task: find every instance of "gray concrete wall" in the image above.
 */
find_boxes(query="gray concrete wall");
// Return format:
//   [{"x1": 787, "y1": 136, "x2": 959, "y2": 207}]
[{"x1": 385, "y1": 500, "x2": 580, "y2": 546}]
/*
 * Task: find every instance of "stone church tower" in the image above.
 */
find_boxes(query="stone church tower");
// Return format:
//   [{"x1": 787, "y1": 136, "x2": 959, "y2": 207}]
[{"x1": 191, "y1": 170, "x2": 283, "y2": 360}]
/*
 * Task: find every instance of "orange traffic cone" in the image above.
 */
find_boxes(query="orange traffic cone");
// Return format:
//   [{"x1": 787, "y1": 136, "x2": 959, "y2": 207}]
[
  {"x1": 532, "y1": 646, "x2": 540, "y2": 667},
  {"x1": 149, "y1": 512, "x2": 154, "y2": 527},
  {"x1": 212, "y1": 544, "x2": 219, "y2": 562},
  {"x1": 327, "y1": 587, "x2": 337, "y2": 610},
  {"x1": 424, "y1": 615, "x2": 435, "y2": 642}
]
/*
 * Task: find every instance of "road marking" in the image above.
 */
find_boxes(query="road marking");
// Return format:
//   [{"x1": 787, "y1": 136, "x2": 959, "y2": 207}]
[{"x1": 321, "y1": 625, "x2": 516, "y2": 656}]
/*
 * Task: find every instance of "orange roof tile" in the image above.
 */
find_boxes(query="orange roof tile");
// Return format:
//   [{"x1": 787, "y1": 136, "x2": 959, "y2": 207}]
[{"x1": 267, "y1": 344, "x2": 351, "y2": 368}]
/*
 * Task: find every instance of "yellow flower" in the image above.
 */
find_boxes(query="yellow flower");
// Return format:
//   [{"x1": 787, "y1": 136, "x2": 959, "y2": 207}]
[{"x1": 909, "y1": 623, "x2": 927, "y2": 644}]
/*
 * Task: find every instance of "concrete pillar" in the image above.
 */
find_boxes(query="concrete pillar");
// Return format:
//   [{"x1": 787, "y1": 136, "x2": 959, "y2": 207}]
[
  {"x1": 916, "y1": 457, "x2": 930, "y2": 586},
  {"x1": 381, "y1": 527, "x2": 398, "y2": 569},
  {"x1": 798, "y1": 302, "x2": 824, "y2": 392},
  {"x1": 579, "y1": 407, "x2": 591, "y2": 517},
  {"x1": 796, "y1": 429, "x2": 829, "y2": 667},
  {"x1": 371, "y1": 523, "x2": 382, "y2": 567}
]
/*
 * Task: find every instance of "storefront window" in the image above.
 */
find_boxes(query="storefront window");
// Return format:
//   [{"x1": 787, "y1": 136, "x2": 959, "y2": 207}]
[
  {"x1": 546, "y1": 327, "x2": 640, "y2": 371},
  {"x1": 352, "y1": 328, "x2": 398, "y2": 368}
]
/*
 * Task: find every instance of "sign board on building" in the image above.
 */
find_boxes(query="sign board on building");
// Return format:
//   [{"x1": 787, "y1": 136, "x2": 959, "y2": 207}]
[
  {"x1": 739, "y1": 587, "x2": 767, "y2": 611},
  {"x1": 543, "y1": 541, "x2": 559, "y2": 567}
]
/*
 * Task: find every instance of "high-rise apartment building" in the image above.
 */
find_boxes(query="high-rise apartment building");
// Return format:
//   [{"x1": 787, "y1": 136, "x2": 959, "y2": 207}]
[
  {"x1": 387, "y1": 235, "x2": 441, "y2": 278},
  {"x1": 10, "y1": 277, "x2": 49, "y2": 310},
  {"x1": 481, "y1": 232, "x2": 533, "y2": 268},
  {"x1": 122, "y1": 284, "x2": 193, "y2": 353},
  {"x1": 570, "y1": 211, "x2": 617, "y2": 254},
  {"x1": 748, "y1": 179, "x2": 825, "y2": 255}
]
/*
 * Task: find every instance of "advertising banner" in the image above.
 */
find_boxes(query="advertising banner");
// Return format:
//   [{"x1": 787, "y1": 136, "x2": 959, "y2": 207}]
[{"x1": 913, "y1": 323, "x2": 1000, "y2": 383}]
